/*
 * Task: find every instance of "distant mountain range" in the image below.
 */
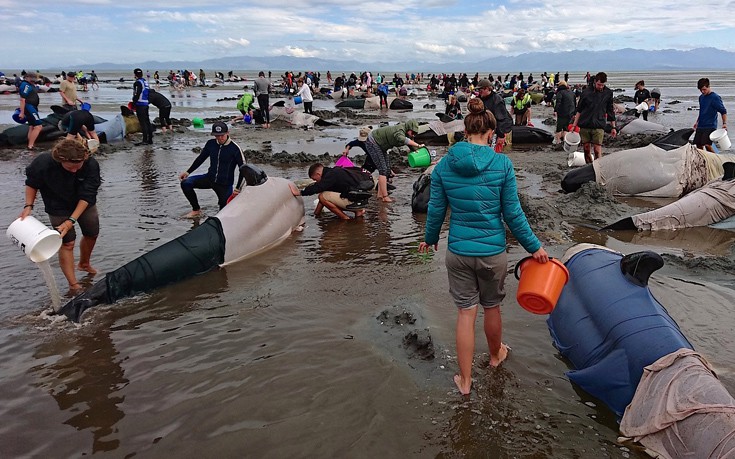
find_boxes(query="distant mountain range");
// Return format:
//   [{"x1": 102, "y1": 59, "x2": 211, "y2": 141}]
[{"x1": 89, "y1": 47, "x2": 735, "y2": 73}]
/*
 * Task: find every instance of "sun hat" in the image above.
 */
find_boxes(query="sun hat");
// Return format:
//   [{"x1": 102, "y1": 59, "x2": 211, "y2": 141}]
[
  {"x1": 358, "y1": 126, "x2": 371, "y2": 141},
  {"x1": 211, "y1": 121, "x2": 228, "y2": 135}
]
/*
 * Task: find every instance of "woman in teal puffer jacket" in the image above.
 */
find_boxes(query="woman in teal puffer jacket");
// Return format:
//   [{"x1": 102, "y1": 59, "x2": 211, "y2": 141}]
[{"x1": 419, "y1": 98, "x2": 548, "y2": 396}]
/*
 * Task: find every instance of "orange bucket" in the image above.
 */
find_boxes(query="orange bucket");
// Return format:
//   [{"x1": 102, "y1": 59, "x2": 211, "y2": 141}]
[{"x1": 514, "y1": 257, "x2": 569, "y2": 314}]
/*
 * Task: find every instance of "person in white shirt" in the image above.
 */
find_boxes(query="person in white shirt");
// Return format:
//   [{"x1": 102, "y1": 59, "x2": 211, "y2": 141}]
[{"x1": 295, "y1": 77, "x2": 314, "y2": 114}]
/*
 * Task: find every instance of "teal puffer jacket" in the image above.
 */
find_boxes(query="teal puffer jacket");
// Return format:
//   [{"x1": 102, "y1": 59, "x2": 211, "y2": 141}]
[{"x1": 424, "y1": 142, "x2": 541, "y2": 257}]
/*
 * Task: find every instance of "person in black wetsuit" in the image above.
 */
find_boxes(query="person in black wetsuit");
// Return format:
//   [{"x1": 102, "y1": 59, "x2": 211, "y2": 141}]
[{"x1": 148, "y1": 88, "x2": 173, "y2": 133}]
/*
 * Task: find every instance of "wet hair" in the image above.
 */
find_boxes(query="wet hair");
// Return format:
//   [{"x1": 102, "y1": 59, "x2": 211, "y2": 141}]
[
  {"x1": 134, "y1": 68, "x2": 143, "y2": 77},
  {"x1": 636, "y1": 80, "x2": 645, "y2": 87},
  {"x1": 464, "y1": 98, "x2": 496, "y2": 135},
  {"x1": 595, "y1": 72, "x2": 607, "y2": 83},
  {"x1": 51, "y1": 138, "x2": 89, "y2": 162},
  {"x1": 698, "y1": 78, "x2": 710, "y2": 89},
  {"x1": 308, "y1": 163, "x2": 323, "y2": 179}
]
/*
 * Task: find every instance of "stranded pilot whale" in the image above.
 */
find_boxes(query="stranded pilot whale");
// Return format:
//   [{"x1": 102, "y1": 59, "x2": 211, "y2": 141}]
[{"x1": 58, "y1": 166, "x2": 305, "y2": 322}]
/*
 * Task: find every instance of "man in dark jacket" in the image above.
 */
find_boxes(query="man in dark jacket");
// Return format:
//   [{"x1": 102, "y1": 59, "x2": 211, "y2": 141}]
[
  {"x1": 476, "y1": 78, "x2": 513, "y2": 151},
  {"x1": 301, "y1": 163, "x2": 373, "y2": 219},
  {"x1": 132, "y1": 68, "x2": 153, "y2": 145},
  {"x1": 179, "y1": 122, "x2": 244, "y2": 217},
  {"x1": 571, "y1": 72, "x2": 617, "y2": 163},
  {"x1": 553, "y1": 80, "x2": 576, "y2": 144}
]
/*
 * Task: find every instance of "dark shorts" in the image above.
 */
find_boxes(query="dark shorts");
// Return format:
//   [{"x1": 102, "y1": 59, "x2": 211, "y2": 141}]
[
  {"x1": 24, "y1": 104, "x2": 42, "y2": 126},
  {"x1": 49, "y1": 205, "x2": 100, "y2": 244},
  {"x1": 556, "y1": 115, "x2": 571, "y2": 133},
  {"x1": 445, "y1": 250, "x2": 507, "y2": 309},
  {"x1": 693, "y1": 128, "x2": 716, "y2": 147}
]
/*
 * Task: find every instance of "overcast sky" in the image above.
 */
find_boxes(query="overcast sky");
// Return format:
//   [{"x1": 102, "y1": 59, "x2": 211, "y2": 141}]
[{"x1": 3, "y1": 0, "x2": 734, "y2": 69}]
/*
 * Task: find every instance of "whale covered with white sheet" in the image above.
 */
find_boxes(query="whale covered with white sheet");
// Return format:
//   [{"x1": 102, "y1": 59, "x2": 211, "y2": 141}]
[{"x1": 58, "y1": 171, "x2": 305, "y2": 322}]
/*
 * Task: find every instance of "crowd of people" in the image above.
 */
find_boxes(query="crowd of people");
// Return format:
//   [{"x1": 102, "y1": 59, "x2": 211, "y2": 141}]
[{"x1": 12, "y1": 65, "x2": 728, "y2": 400}]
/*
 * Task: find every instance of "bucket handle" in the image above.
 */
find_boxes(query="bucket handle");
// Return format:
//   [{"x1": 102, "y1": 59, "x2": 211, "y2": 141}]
[{"x1": 514, "y1": 256, "x2": 557, "y2": 279}]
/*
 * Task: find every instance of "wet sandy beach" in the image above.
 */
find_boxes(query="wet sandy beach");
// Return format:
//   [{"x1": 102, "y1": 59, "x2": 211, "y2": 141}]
[{"x1": 0, "y1": 75, "x2": 734, "y2": 457}]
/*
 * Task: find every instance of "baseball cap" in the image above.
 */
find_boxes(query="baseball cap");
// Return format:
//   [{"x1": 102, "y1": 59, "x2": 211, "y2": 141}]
[
  {"x1": 358, "y1": 126, "x2": 371, "y2": 141},
  {"x1": 476, "y1": 79, "x2": 492, "y2": 90},
  {"x1": 211, "y1": 121, "x2": 228, "y2": 135}
]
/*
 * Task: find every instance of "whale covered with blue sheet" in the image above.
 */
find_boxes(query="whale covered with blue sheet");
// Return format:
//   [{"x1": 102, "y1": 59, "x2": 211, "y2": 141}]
[{"x1": 546, "y1": 245, "x2": 692, "y2": 418}]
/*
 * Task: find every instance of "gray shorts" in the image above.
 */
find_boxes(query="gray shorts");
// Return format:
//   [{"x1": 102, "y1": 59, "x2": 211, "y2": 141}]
[{"x1": 445, "y1": 250, "x2": 507, "y2": 309}]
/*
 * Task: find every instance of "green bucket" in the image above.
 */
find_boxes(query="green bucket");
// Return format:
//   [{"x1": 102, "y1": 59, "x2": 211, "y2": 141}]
[
  {"x1": 192, "y1": 117, "x2": 204, "y2": 128},
  {"x1": 408, "y1": 147, "x2": 431, "y2": 168}
]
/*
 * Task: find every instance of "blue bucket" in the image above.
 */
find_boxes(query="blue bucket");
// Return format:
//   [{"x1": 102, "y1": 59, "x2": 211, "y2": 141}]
[
  {"x1": 12, "y1": 108, "x2": 23, "y2": 124},
  {"x1": 81, "y1": 102, "x2": 91, "y2": 111},
  {"x1": 294, "y1": 96, "x2": 303, "y2": 104}
]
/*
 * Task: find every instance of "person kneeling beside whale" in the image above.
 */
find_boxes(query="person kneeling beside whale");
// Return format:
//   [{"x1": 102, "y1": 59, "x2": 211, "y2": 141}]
[
  {"x1": 299, "y1": 163, "x2": 374, "y2": 220},
  {"x1": 179, "y1": 121, "x2": 244, "y2": 218}
]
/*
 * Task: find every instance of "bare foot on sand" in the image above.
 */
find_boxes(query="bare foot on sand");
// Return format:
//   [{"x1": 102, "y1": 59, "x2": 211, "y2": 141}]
[
  {"x1": 453, "y1": 374, "x2": 472, "y2": 396},
  {"x1": 490, "y1": 343, "x2": 511, "y2": 368},
  {"x1": 184, "y1": 210, "x2": 202, "y2": 218},
  {"x1": 77, "y1": 263, "x2": 97, "y2": 274}
]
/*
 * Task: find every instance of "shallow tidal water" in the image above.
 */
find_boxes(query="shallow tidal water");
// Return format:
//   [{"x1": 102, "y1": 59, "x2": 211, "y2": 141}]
[{"x1": 0, "y1": 71, "x2": 734, "y2": 457}]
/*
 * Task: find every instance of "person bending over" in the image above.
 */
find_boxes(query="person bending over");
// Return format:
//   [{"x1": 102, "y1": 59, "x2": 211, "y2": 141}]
[
  {"x1": 300, "y1": 163, "x2": 373, "y2": 220},
  {"x1": 21, "y1": 139, "x2": 101, "y2": 291}
]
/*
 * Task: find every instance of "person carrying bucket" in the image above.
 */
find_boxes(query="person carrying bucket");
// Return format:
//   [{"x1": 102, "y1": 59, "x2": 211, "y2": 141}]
[
  {"x1": 633, "y1": 80, "x2": 651, "y2": 121},
  {"x1": 20, "y1": 138, "x2": 101, "y2": 291},
  {"x1": 693, "y1": 77, "x2": 728, "y2": 152},
  {"x1": 418, "y1": 98, "x2": 549, "y2": 397}
]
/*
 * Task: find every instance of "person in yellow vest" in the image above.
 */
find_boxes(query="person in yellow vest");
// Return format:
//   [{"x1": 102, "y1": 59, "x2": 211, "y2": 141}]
[{"x1": 511, "y1": 88, "x2": 532, "y2": 126}]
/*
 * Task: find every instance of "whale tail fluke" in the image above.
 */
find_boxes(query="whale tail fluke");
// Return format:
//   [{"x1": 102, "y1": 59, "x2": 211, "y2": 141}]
[{"x1": 58, "y1": 279, "x2": 110, "y2": 322}]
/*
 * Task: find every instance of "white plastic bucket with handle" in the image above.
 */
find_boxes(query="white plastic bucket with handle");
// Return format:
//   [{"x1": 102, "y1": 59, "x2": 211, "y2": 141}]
[
  {"x1": 635, "y1": 101, "x2": 649, "y2": 113},
  {"x1": 567, "y1": 151, "x2": 586, "y2": 167},
  {"x1": 6, "y1": 216, "x2": 62, "y2": 263},
  {"x1": 563, "y1": 131, "x2": 581, "y2": 153},
  {"x1": 710, "y1": 129, "x2": 731, "y2": 151}
]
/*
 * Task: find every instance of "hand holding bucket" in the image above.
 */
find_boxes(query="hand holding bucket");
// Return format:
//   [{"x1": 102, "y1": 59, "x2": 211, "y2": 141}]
[
  {"x1": 514, "y1": 257, "x2": 569, "y2": 314},
  {"x1": 7, "y1": 216, "x2": 62, "y2": 263}
]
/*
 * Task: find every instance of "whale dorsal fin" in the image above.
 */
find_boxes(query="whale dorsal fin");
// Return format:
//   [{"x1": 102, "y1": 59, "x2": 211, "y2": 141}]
[{"x1": 620, "y1": 251, "x2": 664, "y2": 287}]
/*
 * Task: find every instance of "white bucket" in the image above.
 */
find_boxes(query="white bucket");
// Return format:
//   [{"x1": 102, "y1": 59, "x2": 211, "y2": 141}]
[
  {"x1": 87, "y1": 138, "x2": 100, "y2": 154},
  {"x1": 563, "y1": 131, "x2": 581, "y2": 153},
  {"x1": 710, "y1": 129, "x2": 732, "y2": 151},
  {"x1": 635, "y1": 101, "x2": 649, "y2": 113},
  {"x1": 6, "y1": 216, "x2": 62, "y2": 263},
  {"x1": 567, "y1": 151, "x2": 586, "y2": 167}
]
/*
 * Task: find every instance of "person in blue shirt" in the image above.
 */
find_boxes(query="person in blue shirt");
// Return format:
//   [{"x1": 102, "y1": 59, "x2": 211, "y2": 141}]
[
  {"x1": 17, "y1": 72, "x2": 43, "y2": 150},
  {"x1": 179, "y1": 122, "x2": 244, "y2": 218},
  {"x1": 418, "y1": 98, "x2": 548, "y2": 396},
  {"x1": 693, "y1": 78, "x2": 728, "y2": 151}
]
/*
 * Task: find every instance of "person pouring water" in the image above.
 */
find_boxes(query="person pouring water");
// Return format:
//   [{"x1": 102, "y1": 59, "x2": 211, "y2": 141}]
[{"x1": 20, "y1": 139, "x2": 101, "y2": 292}]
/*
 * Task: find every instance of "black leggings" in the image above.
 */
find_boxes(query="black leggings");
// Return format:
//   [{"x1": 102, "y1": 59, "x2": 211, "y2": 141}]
[
  {"x1": 158, "y1": 105, "x2": 172, "y2": 127},
  {"x1": 304, "y1": 101, "x2": 313, "y2": 114},
  {"x1": 136, "y1": 105, "x2": 153, "y2": 142},
  {"x1": 257, "y1": 94, "x2": 270, "y2": 123}
]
